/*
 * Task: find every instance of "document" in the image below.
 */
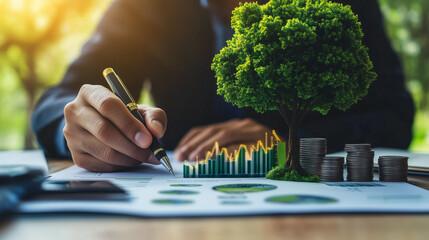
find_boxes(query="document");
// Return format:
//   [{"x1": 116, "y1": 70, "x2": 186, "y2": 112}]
[
  {"x1": 0, "y1": 150, "x2": 48, "y2": 175},
  {"x1": 17, "y1": 151, "x2": 429, "y2": 217}
]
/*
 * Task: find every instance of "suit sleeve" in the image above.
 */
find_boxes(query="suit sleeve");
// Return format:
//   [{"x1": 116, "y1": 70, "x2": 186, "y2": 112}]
[{"x1": 31, "y1": 0, "x2": 158, "y2": 157}]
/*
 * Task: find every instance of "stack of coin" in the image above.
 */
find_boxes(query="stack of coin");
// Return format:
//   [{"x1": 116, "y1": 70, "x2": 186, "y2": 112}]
[
  {"x1": 378, "y1": 156, "x2": 408, "y2": 182},
  {"x1": 345, "y1": 144, "x2": 374, "y2": 182},
  {"x1": 320, "y1": 156, "x2": 344, "y2": 182},
  {"x1": 300, "y1": 138, "x2": 327, "y2": 176}
]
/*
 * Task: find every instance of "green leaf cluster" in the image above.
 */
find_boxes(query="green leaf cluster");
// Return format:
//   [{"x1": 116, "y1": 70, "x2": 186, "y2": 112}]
[
  {"x1": 212, "y1": 0, "x2": 376, "y2": 114},
  {"x1": 266, "y1": 165, "x2": 319, "y2": 182}
]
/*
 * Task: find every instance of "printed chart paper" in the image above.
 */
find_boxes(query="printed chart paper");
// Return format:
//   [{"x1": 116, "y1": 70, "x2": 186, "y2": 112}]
[{"x1": 17, "y1": 152, "x2": 429, "y2": 217}]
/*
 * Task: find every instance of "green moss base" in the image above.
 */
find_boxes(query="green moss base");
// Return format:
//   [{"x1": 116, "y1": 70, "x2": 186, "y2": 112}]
[{"x1": 266, "y1": 166, "x2": 319, "y2": 182}]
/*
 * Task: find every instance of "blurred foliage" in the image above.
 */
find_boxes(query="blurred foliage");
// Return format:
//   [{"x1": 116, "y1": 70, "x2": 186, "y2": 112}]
[
  {"x1": 0, "y1": 0, "x2": 112, "y2": 150},
  {"x1": 0, "y1": 0, "x2": 428, "y2": 152},
  {"x1": 379, "y1": 0, "x2": 429, "y2": 152}
]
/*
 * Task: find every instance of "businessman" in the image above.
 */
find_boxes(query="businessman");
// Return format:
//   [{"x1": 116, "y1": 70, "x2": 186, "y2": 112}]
[{"x1": 32, "y1": 0, "x2": 414, "y2": 172}]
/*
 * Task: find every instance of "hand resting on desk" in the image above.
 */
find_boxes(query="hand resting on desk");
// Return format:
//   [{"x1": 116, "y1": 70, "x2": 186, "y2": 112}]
[
  {"x1": 174, "y1": 118, "x2": 272, "y2": 162},
  {"x1": 63, "y1": 84, "x2": 167, "y2": 172}
]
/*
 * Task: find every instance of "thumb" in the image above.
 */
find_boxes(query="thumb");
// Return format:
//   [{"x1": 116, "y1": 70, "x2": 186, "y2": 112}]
[
  {"x1": 149, "y1": 119, "x2": 165, "y2": 138},
  {"x1": 138, "y1": 105, "x2": 167, "y2": 138}
]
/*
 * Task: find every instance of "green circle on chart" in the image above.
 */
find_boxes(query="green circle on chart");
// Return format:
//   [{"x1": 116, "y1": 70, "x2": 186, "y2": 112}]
[
  {"x1": 213, "y1": 184, "x2": 277, "y2": 194},
  {"x1": 220, "y1": 201, "x2": 251, "y2": 205},
  {"x1": 266, "y1": 195, "x2": 338, "y2": 204},
  {"x1": 170, "y1": 184, "x2": 202, "y2": 187},
  {"x1": 159, "y1": 190, "x2": 199, "y2": 195},
  {"x1": 152, "y1": 199, "x2": 194, "y2": 205}
]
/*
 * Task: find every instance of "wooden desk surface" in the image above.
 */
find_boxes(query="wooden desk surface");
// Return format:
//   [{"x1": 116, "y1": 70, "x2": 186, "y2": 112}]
[{"x1": 1, "y1": 160, "x2": 428, "y2": 240}]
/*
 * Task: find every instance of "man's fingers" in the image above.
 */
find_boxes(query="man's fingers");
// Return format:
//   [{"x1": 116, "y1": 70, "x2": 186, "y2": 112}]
[
  {"x1": 147, "y1": 154, "x2": 161, "y2": 165},
  {"x1": 79, "y1": 84, "x2": 152, "y2": 148},
  {"x1": 75, "y1": 105, "x2": 154, "y2": 163},
  {"x1": 65, "y1": 114, "x2": 151, "y2": 166},
  {"x1": 176, "y1": 119, "x2": 239, "y2": 150},
  {"x1": 174, "y1": 128, "x2": 204, "y2": 161},
  {"x1": 138, "y1": 105, "x2": 167, "y2": 138},
  {"x1": 73, "y1": 131, "x2": 144, "y2": 167},
  {"x1": 174, "y1": 118, "x2": 273, "y2": 161},
  {"x1": 175, "y1": 127, "x2": 202, "y2": 151},
  {"x1": 187, "y1": 130, "x2": 238, "y2": 161},
  {"x1": 175, "y1": 127, "x2": 221, "y2": 161}
]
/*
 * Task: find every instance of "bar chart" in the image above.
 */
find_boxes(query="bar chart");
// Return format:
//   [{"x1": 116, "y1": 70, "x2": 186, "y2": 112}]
[{"x1": 183, "y1": 131, "x2": 286, "y2": 178}]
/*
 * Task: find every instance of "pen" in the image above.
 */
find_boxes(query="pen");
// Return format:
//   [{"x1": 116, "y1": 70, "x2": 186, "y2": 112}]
[{"x1": 103, "y1": 68, "x2": 174, "y2": 175}]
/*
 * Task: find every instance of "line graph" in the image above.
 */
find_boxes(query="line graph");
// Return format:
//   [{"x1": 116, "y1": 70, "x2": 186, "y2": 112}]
[{"x1": 183, "y1": 131, "x2": 286, "y2": 178}]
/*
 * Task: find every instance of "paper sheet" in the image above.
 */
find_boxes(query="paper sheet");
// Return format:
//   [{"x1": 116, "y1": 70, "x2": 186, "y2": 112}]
[
  {"x1": 0, "y1": 150, "x2": 48, "y2": 175},
  {"x1": 17, "y1": 151, "x2": 429, "y2": 217}
]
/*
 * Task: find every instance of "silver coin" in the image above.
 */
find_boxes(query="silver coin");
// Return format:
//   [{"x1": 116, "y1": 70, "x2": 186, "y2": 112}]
[
  {"x1": 378, "y1": 156, "x2": 408, "y2": 182},
  {"x1": 319, "y1": 156, "x2": 344, "y2": 182},
  {"x1": 344, "y1": 143, "x2": 374, "y2": 182},
  {"x1": 300, "y1": 138, "x2": 327, "y2": 176}
]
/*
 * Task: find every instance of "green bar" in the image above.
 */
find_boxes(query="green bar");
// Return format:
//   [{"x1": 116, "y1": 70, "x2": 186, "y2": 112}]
[
  {"x1": 265, "y1": 150, "x2": 269, "y2": 173},
  {"x1": 208, "y1": 160, "x2": 212, "y2": 174},
  {"x1": 268, "y1": 149, "x2": 273, "y2": 171},
  {"x1": 240, "y1": 148, "x2": 246, "y2": 174},
  {"x1": 198, "y1": 162, "x2": 201, "y2": 175},
  {"x1": 192, "y1": 165, "x2": 196, "y2": 176},
  {"x1": 273, "y1": 145, "x2": 278, "y2": 166},
  {"x1": 255, "y1": 149, "x2": 259, "y2": 174},
  {"x1": 259, "y1": 148, "x2": 264, "y2": 174},
  {"x1": 241, "y1": 148, "x2": 246, "y2": 173},
  {"x1": 238, "y1": 156, "x2": 241, "y2": 175},
  {"x1": 277, "y1": 142, "x2": 287, "y2": 167},
  {"x1": 223, "y1": 155, "x2": 227, "y2": 174},
  {"x1": 184, "y1": 165, "x2": 189, "y2": 178},
  {"x1": 252, "y1": 151, "x2": 257, "y2": 174},
  {"x1": 247, "y1": 161, "x2": 251, "y2": 174},
  {"x1": 215, "y1": 156, "x2": 219, "y2": 175},
  {"x1": 211, "y1": 160, "x2": 215, "y2": 175},
  {"x1": 271, "y1": 149, "x2": 275, "y2": 169},
  {"x1": 238, "y1": 153, "x2": 242, "y2": 174},
  {"x1": 263, "y1": 151, "x2": 267, "y2": 173},
  {"x1": 218, "y1": 154, "x2": 223, "y2": 174},
  {"x1": 183, "y1": 164, "x2": 186, "y2": 178},
  {"x1": 231, "y1": 160, "x2": 235, "y2": 175},
  {"x1": 214, "y1": 156, "x2": 218, "y2": 175},
  {"x1": 217, "y1": 154, "x2": 221, "y2": 174}
]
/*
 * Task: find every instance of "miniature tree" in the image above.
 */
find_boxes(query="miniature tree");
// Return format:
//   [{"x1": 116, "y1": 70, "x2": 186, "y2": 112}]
[{"x1": 211, "y1": 0, "x2": 376, "y2": 179}]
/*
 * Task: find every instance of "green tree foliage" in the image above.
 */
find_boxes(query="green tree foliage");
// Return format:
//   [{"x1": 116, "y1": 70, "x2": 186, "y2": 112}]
[
  {"x1": 212, "y1": 0, "x2": 376, "y2": 177},
  {"x1": 379, "y1": 0, "x2": 429, "y2": 152},
  {"x1": 0, "y1": 0, "x2": 112, "y2": 149}
]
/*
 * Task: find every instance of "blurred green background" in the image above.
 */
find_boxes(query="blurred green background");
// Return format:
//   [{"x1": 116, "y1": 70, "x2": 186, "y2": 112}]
[{"x1": 0, "y1": 0, "x2": 427, "y2": 152}]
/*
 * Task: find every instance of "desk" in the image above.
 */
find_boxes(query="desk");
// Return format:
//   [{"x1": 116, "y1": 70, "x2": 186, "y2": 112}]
[{"x1": 1, "y1": 159, "x2": 428, "y2": 240}]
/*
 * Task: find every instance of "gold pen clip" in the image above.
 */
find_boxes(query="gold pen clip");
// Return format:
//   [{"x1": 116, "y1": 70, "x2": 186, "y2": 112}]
[{"x1": 126, "y1": 102, "x2": 138, "y2": 111}]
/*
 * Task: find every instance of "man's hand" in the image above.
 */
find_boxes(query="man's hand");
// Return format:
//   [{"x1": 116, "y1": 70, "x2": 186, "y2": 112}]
[
  {"x1": 174, "y1": 118, "x2": 271, "y2": 161},
  {"x1": 63, "y1": 84, "x2": 167, "y2": 172}
]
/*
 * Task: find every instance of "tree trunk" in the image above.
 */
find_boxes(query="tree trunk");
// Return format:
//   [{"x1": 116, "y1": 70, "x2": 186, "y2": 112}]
[
  {"x1": 276, "y1": 101, "x2": 306, "y2": 176},
  {"x1": 286, "y1": 120, "x2": 305, "y2": 175}
]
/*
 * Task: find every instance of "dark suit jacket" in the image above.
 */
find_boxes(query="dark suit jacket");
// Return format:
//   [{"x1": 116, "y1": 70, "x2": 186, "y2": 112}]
[{"x1": 32, "y1": 0, "x2": 414, "y2": 157}]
